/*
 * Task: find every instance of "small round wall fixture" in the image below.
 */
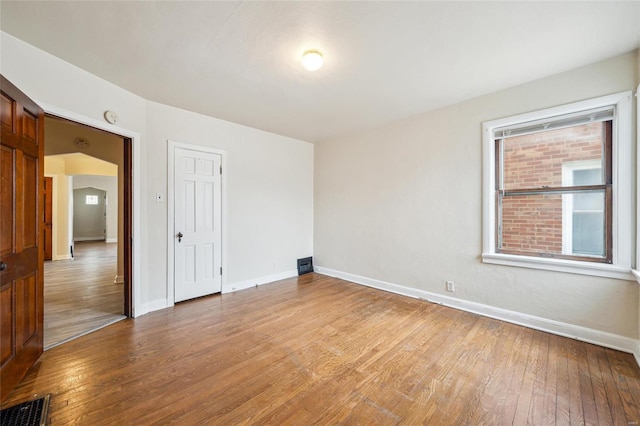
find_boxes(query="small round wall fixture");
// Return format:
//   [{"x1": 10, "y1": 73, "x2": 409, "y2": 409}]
[
  {"x1": 74, "y1": 137, "x2": 90, "y2": 149},
  {"x1": 302, "y1": 49, "x2": 323, "y2": 71},
  {"x1": 104, "y1": 110, "x2": 119, "y2": 124}
]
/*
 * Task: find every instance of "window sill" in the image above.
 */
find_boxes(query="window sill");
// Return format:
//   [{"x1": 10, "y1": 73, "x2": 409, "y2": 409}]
[{"x1": 482, "y1": 253, "x2": 634, "y2": 281}]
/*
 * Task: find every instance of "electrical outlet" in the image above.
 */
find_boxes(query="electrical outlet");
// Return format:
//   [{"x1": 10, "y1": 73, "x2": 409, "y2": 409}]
[{"x1": 446, "y1": 281, "x2": 455, "y2": 292}]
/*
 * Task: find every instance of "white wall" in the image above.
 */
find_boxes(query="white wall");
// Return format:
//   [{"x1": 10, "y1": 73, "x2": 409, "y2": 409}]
[
  {"x1": 637, "y1": 57, "x2": 640, "y2": 362},
  {"x1": 146, "y1": 101, "x2": 313, "y2": 302},
  {"x1": 315, "y1": 51, "x2": 639, "y2": 341},
  {"x1": 73, "y1": 187, "x2": 106, "y2": 240},
  {"x1": 73, "y1": 175, "x2": 118, "y2": 242},
  {"x1": 1, "y1": 31, "x2": 314, "y2": 314}
]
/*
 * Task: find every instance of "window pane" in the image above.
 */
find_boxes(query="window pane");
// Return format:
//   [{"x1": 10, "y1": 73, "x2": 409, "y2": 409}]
[
  {"x1": 573, "y1": 192, "x2": 603, "y2": 211},
  {"x1": 572, "y1": 212, "x2": 604, "y2": 256},
  {"x1": 499, "y1": 191, "x2": 605, "y2": 259},
  {"x1": 502, "y1": 122, "x2": 604, "y2": 191},
  {"x1": 86, "y1": 195, "x2": 98, "y2": 205},
  {"x1": 573, "y1": 168, "x2": 601, "y2": 186},
  {"x1": 499, "y1": 193, "x2": 563, "y2": 255}
]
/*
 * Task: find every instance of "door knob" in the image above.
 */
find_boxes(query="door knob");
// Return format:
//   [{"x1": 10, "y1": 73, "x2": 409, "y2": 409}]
[
  {"x1": 177, "y1": 232, "x2": 183, "y2": 243},
  {"x1": 0, "y1": 262, "x2": 7, "y2": 272}
]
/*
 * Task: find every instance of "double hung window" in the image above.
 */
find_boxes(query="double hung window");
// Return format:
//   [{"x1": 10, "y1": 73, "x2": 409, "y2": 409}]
[{"x1": 482, "y1": 92, "x2": 633, "y2": 279}]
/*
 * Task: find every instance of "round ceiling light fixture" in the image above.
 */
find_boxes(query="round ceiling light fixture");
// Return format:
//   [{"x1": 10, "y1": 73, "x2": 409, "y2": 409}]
[
  {"x1": 302, "y1": 49, "x2": 323, "y2": 71},
  {"x1": 74, "y1": 137, "x2": 90, "y2": 149}
]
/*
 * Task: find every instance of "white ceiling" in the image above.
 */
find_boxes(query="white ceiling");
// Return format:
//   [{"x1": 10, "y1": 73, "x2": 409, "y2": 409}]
[{"x1": 2, "y1": 1, "x2": 639, "y2": 143}]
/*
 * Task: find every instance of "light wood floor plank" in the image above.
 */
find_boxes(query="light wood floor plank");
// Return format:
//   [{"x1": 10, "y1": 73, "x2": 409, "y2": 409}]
[
  {"x1": 44, "y1": 241, "x2": 125, "y2": 348},
  {"x1": 3, "y1": 273, "x2": 639, "y2": 425}
]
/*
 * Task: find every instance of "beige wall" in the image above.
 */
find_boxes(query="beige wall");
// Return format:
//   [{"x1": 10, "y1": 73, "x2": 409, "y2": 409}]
[{"x1": 315, "y1": 51, "x2": 639, "y2": 339}]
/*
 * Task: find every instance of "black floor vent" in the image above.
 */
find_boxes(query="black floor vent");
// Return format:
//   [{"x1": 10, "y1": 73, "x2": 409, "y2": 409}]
[
  {"x1": 297, "y1": 257, "x2": 313, "y2": 275},
  {"x1": 0, "y1": 395, "x2": 50, "y2": 426}
]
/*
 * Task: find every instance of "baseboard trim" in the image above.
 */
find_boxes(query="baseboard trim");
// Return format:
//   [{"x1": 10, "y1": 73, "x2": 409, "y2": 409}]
[
  {"x1": 632, "y1": 269, "x2": 640, "y2": 284},
  {"x1": 224, "y1": 269, "x2": 298, "y2": 294},
  {"x1": 74, "y1": 237, "x2": 105, "y2": 242},
  {"x1": 106, "y1": 238, "x2": 118, "y2": 243},
  {"x1": 113, "y1": 275, "x2": 124, "y2": 284},
  {"x1": 52, "y1": 254, "x2": 72, "y2": 261},
  {"x1": 135, "y1": 298, "x2": 169, "y2": 317},
  {"x1": 315, "y1": 266, "x2": 640, "y2": 364}
]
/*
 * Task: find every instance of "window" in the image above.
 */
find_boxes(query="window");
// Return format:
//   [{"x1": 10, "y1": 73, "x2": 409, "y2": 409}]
[
  {"x1": 86, "y1": 195, "x2": 99, "y2": 205},
  {"x1": 482, "y1": 92, "x2": 633, "y2": 280},
  {"x1": 561, "y1": 160, "x2": 605, "y2": 257}
]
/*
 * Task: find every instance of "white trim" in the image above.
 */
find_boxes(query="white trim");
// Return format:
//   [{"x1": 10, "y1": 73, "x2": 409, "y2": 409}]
[
  {"x1": 114, "y1": 275, "x2": 124, "y2": 284},
  {"x1": 105, "y1": 238, "x2": 117, "y2": 243},
  {"x1": 136, "y1": 298, "x2": 170, "y2": 317},
  {"x1": 635, "y1": 340, "x2": 640, "y2": 368},
  {"x1": 74, "y1": 237, "x2": 105, "y2": 242},
  {"x1": 224, "y1": 270, "x2": 298, "y2": 294},
  {"x1": 52, "y1": 254, "x2": 72, "y2": 261},
  {"x1": 482, "y1": 253, "x2": 634, "y2": 280},
  {"x1": 38, "y1": 101, "x2": 143, "y2": 317},
  {"x1": 632, "y1": 269, "x2": 640, "y2": 283},
  {"x1": 315, "y1": 266, "x2": 639, "y2": 364},
  {"x1": 482, "y1": 91, "x2": 634, "y2": 277},
  {"x1": 167, "y1": 140, "x2": 227, "y2": 307}
]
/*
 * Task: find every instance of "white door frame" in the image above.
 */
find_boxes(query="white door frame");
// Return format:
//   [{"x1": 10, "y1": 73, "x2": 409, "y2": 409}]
[
  {"x1": 36, "y1": 101, "x2": 143, "y2": 317},
  {"x1": 167, "y1": 140, "x2": 226, "y2": 306}
]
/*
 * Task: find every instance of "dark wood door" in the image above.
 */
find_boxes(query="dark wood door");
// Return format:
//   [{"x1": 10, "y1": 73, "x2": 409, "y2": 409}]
[
  {"x1": 0, "y1": 76, "x2": 44, "y2": 402},
  {"x1": 44, "y1": 177, "x2": 52, "y2": 261}
]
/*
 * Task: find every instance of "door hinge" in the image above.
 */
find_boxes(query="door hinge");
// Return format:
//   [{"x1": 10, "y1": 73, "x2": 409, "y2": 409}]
[
  {"x1": 220, "y1": 165, "x2": 222, "y2": 175},
  {"x1": 220, "y1": 267, "x2": 222, "y2": 275}
]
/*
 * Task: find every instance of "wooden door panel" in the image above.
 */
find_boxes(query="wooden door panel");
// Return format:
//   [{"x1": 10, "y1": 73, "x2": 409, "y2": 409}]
[
  {"x1": 22, "y1": 109, "x2": 37, "y2": 144},
  {"x1": 0, "y1": 284, "x2": 13, "y2": 365},
  {"x1": 0, "y1": 94, "x2": 13, "y2": 132},
  {"x1": 17, "y1": 274, "x2": 37, "y2": 347},
  {"x1": 0, "y1": 75, "x2": 44, "y2": 402},
  {"x1": 0, "y1": 146, "x2": 13, "y2": 256},
  {"x1": 23, "y1": 155, "x2": 38, "y2": 248}
]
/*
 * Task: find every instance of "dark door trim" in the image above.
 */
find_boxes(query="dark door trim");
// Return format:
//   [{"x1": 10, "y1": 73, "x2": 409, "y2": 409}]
[{"x1": 44, "y1": 113, "x2": 134, "y2": 318}]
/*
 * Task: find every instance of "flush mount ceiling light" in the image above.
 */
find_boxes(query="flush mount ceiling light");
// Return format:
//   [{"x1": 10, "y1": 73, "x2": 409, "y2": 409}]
[
  {"x1": 74, "y1": 137, "x2": 90, "y2": 149},
  {"x1": 302, "y1": 49, "x2": 323, "y2": 71}
]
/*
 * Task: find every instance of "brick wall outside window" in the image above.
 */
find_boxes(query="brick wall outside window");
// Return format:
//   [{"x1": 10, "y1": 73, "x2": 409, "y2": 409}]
[{"x1": 499, "y1": 122, "x2": 603, "y2": 255}]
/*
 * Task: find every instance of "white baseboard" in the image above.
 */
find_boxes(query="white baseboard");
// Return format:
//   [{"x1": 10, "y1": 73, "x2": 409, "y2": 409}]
[
  {"x1": 74, "y1": 237, "x2": 105, "y2": 242},
  {"x1": 53, "y1": 254, "x2": 73, "y2": 261},
  {"x1": 135, "y1": 298, "x2": 169, "y2": 318},
  {"x1": 106, "y1": 238, "x2": 117, "y2": 243},
  {"x1": 113, "y1": 275, "x2": 124, "y2": 284},
  {"x1": 632, "y1": 269, "x2": 640, "y2": 284},
  {"x1": 223, "y1": 269, "x2": 298, "y2": 294},
  {"x1": 315, "y1": 266, "x2": 640, "y2": 365}
]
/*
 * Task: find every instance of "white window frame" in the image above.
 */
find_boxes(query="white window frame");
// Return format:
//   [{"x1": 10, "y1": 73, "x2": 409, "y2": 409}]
[
  {"x1": 561, "y1": 159, "x2": 603, "y2": 256},
  {"x1": 482, "y1": 91, "x2": 634, "y2": 280},
  {"x1": 85, "y1": 194, "x2": 99, "y2": 205}
]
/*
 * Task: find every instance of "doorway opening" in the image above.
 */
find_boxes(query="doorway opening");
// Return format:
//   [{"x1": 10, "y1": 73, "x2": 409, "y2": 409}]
[{"x1": 43, "y1": 115, "x2": 132, "y2": 349}]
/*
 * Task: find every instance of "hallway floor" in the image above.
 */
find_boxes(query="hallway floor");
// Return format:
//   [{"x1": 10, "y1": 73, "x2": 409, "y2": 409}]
[{"x1": 44, "y1": 241, "x2": 125, "y2": 349}]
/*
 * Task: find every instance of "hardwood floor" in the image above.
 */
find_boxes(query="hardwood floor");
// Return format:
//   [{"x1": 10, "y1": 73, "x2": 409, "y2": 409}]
[
  {"x1": 44, "y1": 241, "x2": 125, "y2": 349},
  {"x1": 4, "y1": 273, "x2": 639, "y2": 424}
]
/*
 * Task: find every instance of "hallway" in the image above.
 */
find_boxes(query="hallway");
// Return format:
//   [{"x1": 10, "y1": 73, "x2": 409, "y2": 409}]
[{"x1": 44, "y1": 241, "x2": 125, "y2": 349}]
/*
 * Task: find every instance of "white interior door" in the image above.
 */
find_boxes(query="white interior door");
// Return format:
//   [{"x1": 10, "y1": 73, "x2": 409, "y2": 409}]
[{"x1": 174, "y1": 147, "x2": 222, "y2": 302}]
